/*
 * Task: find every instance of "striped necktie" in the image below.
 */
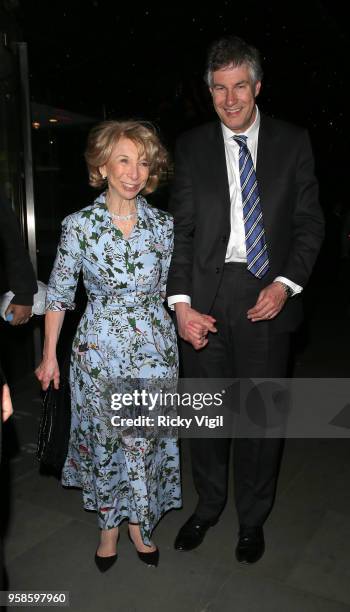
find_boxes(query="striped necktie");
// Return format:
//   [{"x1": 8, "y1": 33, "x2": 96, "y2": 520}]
[{"x1": 233, "y1": 135, "x2": 269, "y2": 278}]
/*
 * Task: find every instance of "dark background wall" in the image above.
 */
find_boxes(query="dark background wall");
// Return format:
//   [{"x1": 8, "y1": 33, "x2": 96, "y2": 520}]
[{"x1": 0, "y1": 0, "x2": 348, "y2": 381}]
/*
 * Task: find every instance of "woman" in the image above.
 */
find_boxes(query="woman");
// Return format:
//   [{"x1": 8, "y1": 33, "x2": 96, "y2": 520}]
[{"x1": 35, "y1": 120, "x2": 181, "y2": 571}]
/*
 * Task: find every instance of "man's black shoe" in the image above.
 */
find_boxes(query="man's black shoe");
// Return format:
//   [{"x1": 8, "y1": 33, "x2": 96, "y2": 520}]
[
  {"x1": 174, "y1": 514, "x2": 216, "y2": 551},
  {"x1": 235, "y1": 526, "x2": 265, "y2": 564}
]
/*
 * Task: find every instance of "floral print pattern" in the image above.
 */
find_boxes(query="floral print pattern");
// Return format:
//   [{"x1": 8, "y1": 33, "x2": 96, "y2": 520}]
[{"x1": 46, "y1": 193, "x2": 181, "y2": 543}]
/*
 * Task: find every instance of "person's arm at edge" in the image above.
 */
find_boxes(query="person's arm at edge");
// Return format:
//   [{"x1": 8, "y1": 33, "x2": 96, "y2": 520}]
[{"x1": 0, "y1": 192, "x2": 37, "y2": 304}]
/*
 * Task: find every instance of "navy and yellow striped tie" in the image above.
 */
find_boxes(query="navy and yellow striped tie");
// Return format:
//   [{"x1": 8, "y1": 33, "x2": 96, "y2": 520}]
[{"x1": 233, "y1": 135, "x2": 269, "y2": 278}]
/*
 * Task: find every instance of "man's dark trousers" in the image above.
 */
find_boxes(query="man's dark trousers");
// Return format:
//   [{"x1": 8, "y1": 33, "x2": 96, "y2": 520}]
[{"x1": 181, "y1": 262, "x2": 289, "y2": 527}]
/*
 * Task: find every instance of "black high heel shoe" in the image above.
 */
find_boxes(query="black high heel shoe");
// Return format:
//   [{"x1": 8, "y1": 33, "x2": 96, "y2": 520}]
[
  {"x1": 128, "y1": 523, "x2": 159, "y2": 567},
  {"x1": 94, "y1": 532, "x2": 120, "y2": 572}
]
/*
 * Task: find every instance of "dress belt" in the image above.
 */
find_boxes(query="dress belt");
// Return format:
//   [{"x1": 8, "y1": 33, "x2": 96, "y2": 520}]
[{"x1": 87, "y1": 294, "x2": 162, "y2": 308}]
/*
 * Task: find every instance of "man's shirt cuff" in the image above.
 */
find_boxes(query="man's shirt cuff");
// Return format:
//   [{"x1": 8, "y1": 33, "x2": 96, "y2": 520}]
[
  {"x1": 167, "y1": 294, "x2": 191, "y2": 311},
  {"x1": 274, "y1": 276, "x2": 303, "y2": 296}
]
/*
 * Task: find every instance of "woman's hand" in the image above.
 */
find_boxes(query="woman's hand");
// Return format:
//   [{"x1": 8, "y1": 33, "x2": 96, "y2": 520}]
[
  {"x1": 35, "y1": 357, "x2": 60, "y2": 391},
  {"x1": 2, "y1": 384, "x2": 13, "y2": 422}
]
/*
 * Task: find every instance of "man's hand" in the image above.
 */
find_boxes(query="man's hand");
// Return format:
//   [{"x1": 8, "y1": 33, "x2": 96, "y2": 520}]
[
  {"x1": 5, "y1": 304, "x2": 32, "y2": 325},
  {"x1": 1, "y1": 383, "x2": 13, "y2": 422},
  {"x1": 175, "y1": 303, "x2": 217, "y2": 350},
  {"x1": 247, "y1": 282, "x2": 288, "y2": 322}
]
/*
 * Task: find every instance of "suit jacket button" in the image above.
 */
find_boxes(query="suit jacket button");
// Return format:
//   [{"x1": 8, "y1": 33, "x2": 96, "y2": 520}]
[
  {"x1": 215, "y1": 267, "x2": 220, "y2": 273},
  {"x1": 222, "y1": 235, "x2": 227, "y2": 243}
]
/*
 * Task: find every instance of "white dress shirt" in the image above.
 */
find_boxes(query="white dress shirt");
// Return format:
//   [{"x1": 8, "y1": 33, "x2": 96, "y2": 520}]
[{"x1": 168, "y1": 106, "x2": 302, "y2": 310}]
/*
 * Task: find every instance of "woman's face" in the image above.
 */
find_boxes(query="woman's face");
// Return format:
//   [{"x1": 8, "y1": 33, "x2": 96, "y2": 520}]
[{"x1": 100, "y1": 137, "x2": 150, "y2": 201}]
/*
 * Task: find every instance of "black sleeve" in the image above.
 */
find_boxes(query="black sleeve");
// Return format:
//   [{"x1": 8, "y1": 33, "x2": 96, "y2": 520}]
[
  {"x1": 278, "y1": 129, "x2": 325, "y2": 286},
  {"x1": 0, "y1": 192, "x2": 38, "y2": 305},
  {"x1": 166, "y1": 135, "x2": 195, "y2": 298}
]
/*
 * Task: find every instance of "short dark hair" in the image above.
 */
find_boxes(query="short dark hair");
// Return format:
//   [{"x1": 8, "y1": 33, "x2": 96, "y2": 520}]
[{"x1": 204, "y1": 35, "x2": 263, "y2": 87}]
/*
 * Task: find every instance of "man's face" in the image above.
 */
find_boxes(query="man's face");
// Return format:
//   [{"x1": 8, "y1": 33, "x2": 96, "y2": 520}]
[{"x1": 209, "y1": 63, "x2": 261, "y2": 133}]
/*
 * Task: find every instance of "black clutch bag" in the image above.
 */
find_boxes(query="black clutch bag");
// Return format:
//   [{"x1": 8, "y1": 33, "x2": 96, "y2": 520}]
[{"x1": 36, "y1": 359, "x2": 71, "y2": 473}]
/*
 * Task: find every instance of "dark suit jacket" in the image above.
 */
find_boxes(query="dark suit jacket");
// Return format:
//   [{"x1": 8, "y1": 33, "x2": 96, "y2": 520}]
[
  {"x1": 0, "y1": 192, "x2": 37, "y2": 306},
  {"x1": 167, "y1": 114, "x2": 325, "y2": 332}
]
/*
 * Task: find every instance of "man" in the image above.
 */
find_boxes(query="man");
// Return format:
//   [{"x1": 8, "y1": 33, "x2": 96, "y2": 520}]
[
  {"x1": 0, "y1": 192, "x2": 36, "y2": 588},
  {"x1": 0, "y1": 191, "x2": 37, "y2": 326},
  {"x1": 167, "y1": 36, "x2": 324, "y2": 563}
]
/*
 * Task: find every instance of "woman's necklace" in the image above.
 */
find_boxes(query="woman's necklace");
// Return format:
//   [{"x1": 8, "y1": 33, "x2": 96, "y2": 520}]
[
  {"x1": 109, "y1": 210, "x2": 137, "y2": 221},
  {"x1": 106, "y1": 193, "x2": 137, "y2": 221}
]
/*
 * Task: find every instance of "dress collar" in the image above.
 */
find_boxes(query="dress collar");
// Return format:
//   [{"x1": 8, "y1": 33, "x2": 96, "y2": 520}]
[
  {"x1": 92, "y1": 192, "x2": 150, "y2": 237},
  {"x1": 93, "y1": 192, "x2": 147, "y2": 218}
]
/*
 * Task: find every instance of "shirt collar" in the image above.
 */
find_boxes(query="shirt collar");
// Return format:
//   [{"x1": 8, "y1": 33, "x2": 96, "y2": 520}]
[{"x1": 221, "y1": 105, "x2": 260, "y2": 143}]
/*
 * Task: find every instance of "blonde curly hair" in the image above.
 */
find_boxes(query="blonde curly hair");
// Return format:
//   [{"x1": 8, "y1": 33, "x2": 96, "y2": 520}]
[{"x1": 84, "y1": 120, "x2": 168, "y2": 194}]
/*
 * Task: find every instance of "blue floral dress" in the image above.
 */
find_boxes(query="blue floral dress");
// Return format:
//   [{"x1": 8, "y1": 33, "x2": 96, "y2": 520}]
[{"x1": 46, "y1": 193, "x2": 181, "y2": 543}]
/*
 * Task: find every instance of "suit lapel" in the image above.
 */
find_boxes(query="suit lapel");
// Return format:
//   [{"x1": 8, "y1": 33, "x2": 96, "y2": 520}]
[
  {"x1": 207, "y1": 122, "x2": 232, "y2": 217},
  {"x1": 256, "y1": 114, "x2": 279, "y2": 212}
]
